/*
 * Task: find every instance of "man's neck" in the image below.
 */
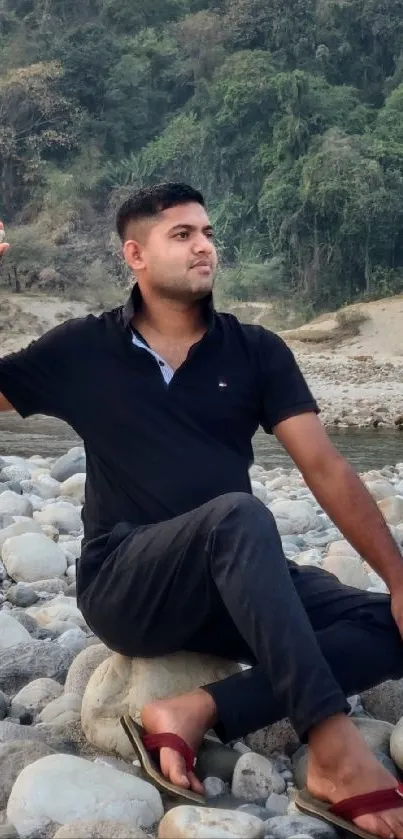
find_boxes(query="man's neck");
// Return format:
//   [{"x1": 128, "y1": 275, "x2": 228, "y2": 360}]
[{"x1": 132, "y1": 295, "x2": 207, "y2": 342}]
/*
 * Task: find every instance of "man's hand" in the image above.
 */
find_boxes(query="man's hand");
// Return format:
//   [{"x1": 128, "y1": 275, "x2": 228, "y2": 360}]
[
  {"x1": 0, "y1": 222, "x2": 10, "y2": 259},
  {"x1": 391, "y1": 588, "x2": 403, "y2": 638}
]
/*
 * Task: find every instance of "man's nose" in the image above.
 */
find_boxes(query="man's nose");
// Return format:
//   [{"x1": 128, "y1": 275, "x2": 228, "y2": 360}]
[{"x1": 193, "y1": 234, "x2": 214, "y2": 253}]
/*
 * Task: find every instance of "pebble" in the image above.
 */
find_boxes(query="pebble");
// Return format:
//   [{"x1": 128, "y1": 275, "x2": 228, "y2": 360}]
[
  {"x1": 5, "y1": 583, "x2": 38, "y2": 608},
  {"x1": 204, "y1": 776, "x2": 228, "y2": 797},
  {"x1": 232, "y1": 753, "x2": 286, "y2": 801},
  {"x1": 158, "y1": 806, "x2": 265, "y2": 838},
  {"x1": 265, "y1": 815, "x2": 338, "y2": 839}
]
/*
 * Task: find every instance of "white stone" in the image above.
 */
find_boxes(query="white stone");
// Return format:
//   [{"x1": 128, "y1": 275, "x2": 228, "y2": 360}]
[
  {"x1": 57, "y1": 628, "x2": 88, "y2": 655},
  {"x1": 11, "y1": 678, "x2": 63, "y2": 717},
  {"x1": 365, "y1": 480, "x2": 395, "y2": 502},
  {"x1": 64, "y1": 644, "x2": 111, "y2": 699},
  {"x1": 34, "y1": 502, "x2": 82, "y2": 534},
  {"x1": 66, "y1": 564, "x2": 76, "y2": 579},
  {"x1": 7, "y1": 753, "x2": 163, "y2": 836},
  {"x1": 82, "y1": 652, "x2": 240, "y2": 759},
  {"x1": 378, "y1": 496, "x2": 403, "y2": 526},
  {"x1": 1, "y1": 465, "x2": 31, "y2": 483},
  {"x1": 27, "y1": 595, "x2": 87, "y2": 630},
  {"x1": 37, "y1": 692, "x2": 81, "y2": 726},
  {"x1": 0, "y1": 613, "x2": 31, "y2": 649},
  {"x1": 251, "y1": 481, "x2": 270, "y2": 505},
  {"x1": 327, "y1": 540, "x2": 358, "y2": 558},
  {"x1": 0, "y1": 491, "x2": 33, "y2": 518},
  {"x1": 231, "y1": 752, "x2": 285, "y2": 800},
  {"x1": 2, "y1": 533, "x2": 67, "y2": 582},
  {"x1": 158, "y1": 806, "x2": 265, "y2": 838},
  {"x1": 391, "y1": 717, "x2": 403, "y2": 769},
  {"x1": 323, "y1": 555, "x2": 371, "y2": 590},
  {"x1": 59, "y1": 474, "x2": 86, "y2": 504},
  {"x1": 54, "y1": 820, "x2": 147, "y2": 838},
  {"x1": 294, "y1": 549, "x2": 322, "y2": 567},
  {"x1": 269, "y1": 500, "x2": 319, "y2": 535},
  {"x1": 50, "y1": 447, "x2": 86, "y2": 482},
  {"x1": 59, "y1": 540, "x2": 81, "y2": 561},
  {"x1": 20, "y1": 474, "x2": 61, "y2": 500}
]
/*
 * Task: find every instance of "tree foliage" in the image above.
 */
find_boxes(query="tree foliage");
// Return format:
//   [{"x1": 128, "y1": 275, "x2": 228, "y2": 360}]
[{"x1": 2, "y1": 0, "x2": 403, "y2": 310}]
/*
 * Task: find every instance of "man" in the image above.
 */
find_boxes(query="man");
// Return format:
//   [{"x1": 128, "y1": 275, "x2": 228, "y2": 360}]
[{"x1": 1, "y1": 184, "x2": 403, "y2": 838}]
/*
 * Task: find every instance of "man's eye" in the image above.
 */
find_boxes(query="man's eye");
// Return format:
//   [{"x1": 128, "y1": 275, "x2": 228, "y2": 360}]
[{"x1": 176, "y1": 231, "x2": 188, "y2": 239}]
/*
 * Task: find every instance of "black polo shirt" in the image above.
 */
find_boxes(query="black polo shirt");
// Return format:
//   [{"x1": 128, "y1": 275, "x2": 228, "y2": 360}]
[{"x1": 0, "y1": 286, "x2": 318, "y2": 590}]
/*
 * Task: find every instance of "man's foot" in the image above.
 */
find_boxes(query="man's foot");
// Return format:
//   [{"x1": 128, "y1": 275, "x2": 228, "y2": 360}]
[
  {"x1": 141, "y1": 689, "x2": 218, "y2": 794},
  {"x1": 307, "y1": 713, "x2": 403, "y2": 838}
]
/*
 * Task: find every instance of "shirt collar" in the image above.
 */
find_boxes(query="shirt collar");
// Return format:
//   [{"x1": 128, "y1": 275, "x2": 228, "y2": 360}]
[{"x1": 122, "y1": 282, "x2": 215, "y2": 330}]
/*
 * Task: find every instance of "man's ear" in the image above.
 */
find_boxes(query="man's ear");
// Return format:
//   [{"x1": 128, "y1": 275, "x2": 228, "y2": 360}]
[{"x1": 123, "y1": 240, "x2": 146, "y2": 273}]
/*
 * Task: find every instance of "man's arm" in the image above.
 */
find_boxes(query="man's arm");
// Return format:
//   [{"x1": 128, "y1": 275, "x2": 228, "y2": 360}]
[
  {"x1": 0, "y1": 392, "x2": 13, "y2": 412},
  {"x1": 274, "y1": 411, "x2": 403, "y2": 596}
]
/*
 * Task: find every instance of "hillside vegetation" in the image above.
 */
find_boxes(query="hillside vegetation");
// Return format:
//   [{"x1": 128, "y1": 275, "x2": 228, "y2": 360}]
[{"x1": 1, "y1": 0, "x2": 403, "y2": 315}]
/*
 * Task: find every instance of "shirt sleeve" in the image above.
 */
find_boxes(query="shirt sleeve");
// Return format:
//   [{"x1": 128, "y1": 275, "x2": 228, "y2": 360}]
[
  {"x1": 0, "y1": 319, "x2": 80, "y2": 420},
  {"x1": 257, "y1": 327, "x2": 320, "y2": 434}
]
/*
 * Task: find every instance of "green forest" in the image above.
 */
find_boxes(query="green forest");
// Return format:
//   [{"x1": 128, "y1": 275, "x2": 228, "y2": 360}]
[{"x1": 1, "y1": 0, "x2": 403, "y2": 316}]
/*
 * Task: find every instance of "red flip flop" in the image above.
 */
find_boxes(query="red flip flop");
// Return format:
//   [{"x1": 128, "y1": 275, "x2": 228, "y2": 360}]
[
  {"x1": 296, "y1": 783, "x2": 403, "y2": 838},
  {"x1": 120, "y1": 715, "x2": 206, "y2": 805}
]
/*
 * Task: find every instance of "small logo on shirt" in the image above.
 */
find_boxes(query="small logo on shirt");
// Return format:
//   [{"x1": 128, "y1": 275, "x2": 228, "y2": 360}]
[{"x1": 218, "y1": 378, "x2": 227, "y2": 388}]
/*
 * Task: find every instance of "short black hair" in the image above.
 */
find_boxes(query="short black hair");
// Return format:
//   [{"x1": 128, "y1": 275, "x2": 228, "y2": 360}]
[{"x1": 116, "y1": 182, "x2": 205, "y2": 242}]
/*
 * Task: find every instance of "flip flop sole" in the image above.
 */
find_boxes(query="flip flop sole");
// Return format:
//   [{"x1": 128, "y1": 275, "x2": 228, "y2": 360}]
[
  {"x1": 295, "y1": 789, "x2": 376, "y2": 839},
  {"x1": 120, "y1": 715, "x2": 206, "y2": 805}
]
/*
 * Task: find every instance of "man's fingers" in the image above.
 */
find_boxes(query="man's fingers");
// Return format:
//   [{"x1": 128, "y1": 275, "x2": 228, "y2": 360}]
[{"x1": 0, "y1": 243, "x2": 10, "y2": 259}]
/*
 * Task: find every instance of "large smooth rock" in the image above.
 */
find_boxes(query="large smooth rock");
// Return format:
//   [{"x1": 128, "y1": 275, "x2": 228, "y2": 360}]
[
  {"x1": 269, "y1": 500, "x2": 319, "y2": 536},
  {"x1": 362, "y1": 679, "x2": 403, "y2": 725},
  {"x1": 2, "y1": 533, "x2": 67, "y2": 583},
  {"x1": 50, "y1": 448, "x2": 86, "y2": 482},
  {"x1": 378, "y1": 496, "x2": 403, "y2": 526},
  {"x1": 0, "y1": 740, "x2": 55, "y2": 809},
  {"x1": 7, "y1": 754, "x2": 163, "y2": 837},
  {"x1": 0, "y1": 641, "x2": 73, "y2": 693},
  {"x1": 59, "y1": 474, "x2": 86, "y2": 505},
  {"x1": 81, "y1": 652, "x2": 240, "y2": 759},
  {"x1": 0, "y1": 492, "x2": 32, "y2": 519},
  {"x1": 322, "y1": 555, "x2": 371, "y2": 590},
  {"x1": 37, "y1": 693, "x2": 81, "y2": 726},
  {"x1": 231, "y1": 752, "x2": 285, "y2": 801},
  {"x1": 20, "y1": 473, "x2": 61, "y2": 501},
  {"x1": 11, "y1": 679, "x2": 63, "y2": 718},
  {"x1": 33, "y1": 502, "x2": 82, "y2": 534},
  {"x1": 54, "y1": 820, "x2": 147, "y2": 838},
  {"x1": 390, "y1": 716, "x2": 403, "y2": 769},
  {"x1": 266, "y1": 815, "x2": 337, "y2": 839},
  {"x1": 158, "y1": 806, "x2": 265, "y2": 838},
  {"x1": 0, "y1": 614, "x2": 31, "y2": 650},
  {"x1": 0, "y1": 521, "x2": 42, "y2": 552},
  {"x1": 26, "y1": 596, "x2": 87, "y2": 630},
  {"x1": 365, "y1": 480, "x2": 395, "y2": 502},
  {"x1": 64, "y1": 644, "x2": 111, "y2": 699},
  {"x1": 326, "y1": 540, "x2": 358, "y2": 557}
]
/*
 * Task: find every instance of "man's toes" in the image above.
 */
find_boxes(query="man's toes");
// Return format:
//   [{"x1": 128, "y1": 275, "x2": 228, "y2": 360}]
[
  {"x1": 160, "y1": 748, "x2": 190, "y2": 788},
  {"x1": 356, "y1": 814, "x2": 394, "y2": 838},
  {"x1": 188, "y1": 770, "x2": 205, "y2": 795}
]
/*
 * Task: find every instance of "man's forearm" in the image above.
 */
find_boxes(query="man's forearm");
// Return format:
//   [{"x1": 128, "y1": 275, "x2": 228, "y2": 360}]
[{"x1": 304, "y1": 456, "x2": 403, "y2": 592}]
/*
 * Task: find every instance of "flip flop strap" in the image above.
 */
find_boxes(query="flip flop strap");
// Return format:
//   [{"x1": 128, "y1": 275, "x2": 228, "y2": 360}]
[
  {"x1": 330, "y1": 782, "x2": 403, "y2": 820},
  {"x1": 142, "y1": 733, "x2": 195, "y2": 774}
]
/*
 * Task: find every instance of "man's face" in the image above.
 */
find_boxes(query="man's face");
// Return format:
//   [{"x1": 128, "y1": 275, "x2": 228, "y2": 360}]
[{"x1": 123, "y1": 202, "x2": 218, "y2": 302}]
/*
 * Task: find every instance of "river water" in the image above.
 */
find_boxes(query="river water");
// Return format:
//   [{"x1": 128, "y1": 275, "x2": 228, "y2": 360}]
[{"x1": 0, "y1": 414, "x2": 402, "y2": 473}]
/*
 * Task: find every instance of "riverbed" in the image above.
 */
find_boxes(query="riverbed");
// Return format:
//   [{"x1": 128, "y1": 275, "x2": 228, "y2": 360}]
[{"x1": 0, "y1": 413, "x2": 401, "y2": 473}]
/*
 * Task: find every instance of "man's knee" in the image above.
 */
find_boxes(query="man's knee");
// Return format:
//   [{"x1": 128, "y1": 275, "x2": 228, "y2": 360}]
[{"x1": 207, "y1": 491, "x2": 277, "y2": 532}]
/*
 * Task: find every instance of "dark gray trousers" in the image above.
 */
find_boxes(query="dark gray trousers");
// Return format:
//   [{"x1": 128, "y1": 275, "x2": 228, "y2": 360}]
[{"x1": 80, "y1": 492, "x2": 403, "y2": 743}]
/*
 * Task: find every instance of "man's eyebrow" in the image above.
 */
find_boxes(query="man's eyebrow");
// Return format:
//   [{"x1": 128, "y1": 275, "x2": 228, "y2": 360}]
[{"x1": 168, "y1": 223, "x2": 214, "y2": 233}]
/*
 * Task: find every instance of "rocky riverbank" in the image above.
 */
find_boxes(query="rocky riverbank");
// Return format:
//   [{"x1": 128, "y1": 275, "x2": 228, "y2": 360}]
[
  {"x1": 0, "y1": 447, "x2": 403, "y2": 838},
  {"x1": 296, "y1": 351, "x2": 403, "y2": 430}
]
